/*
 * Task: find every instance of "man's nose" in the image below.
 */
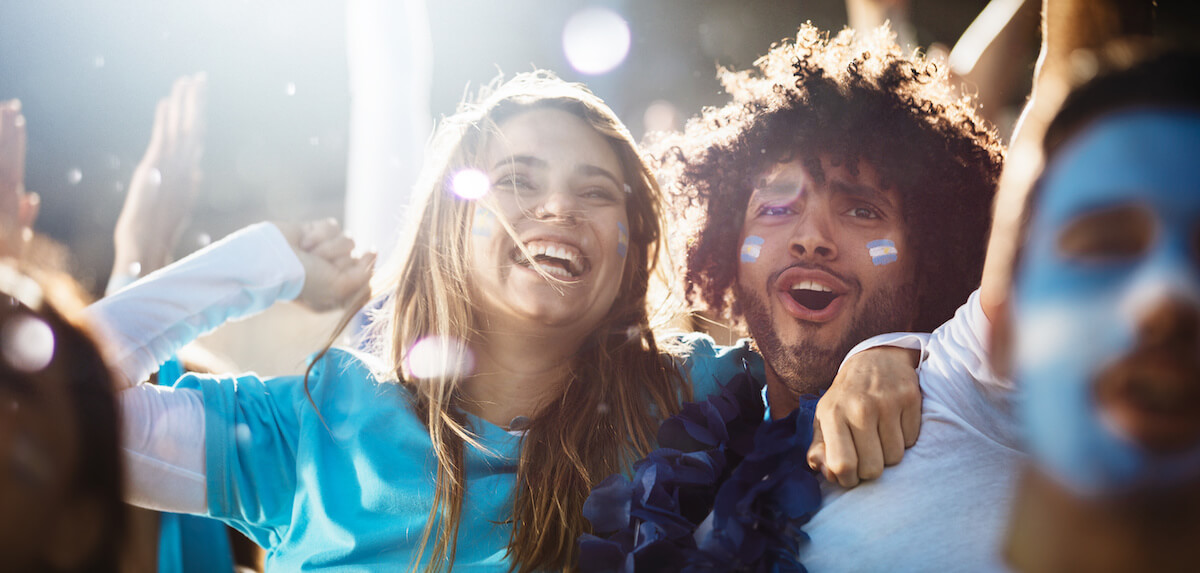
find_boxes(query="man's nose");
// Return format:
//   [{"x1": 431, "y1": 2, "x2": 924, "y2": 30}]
[
  {"x1": 1137, "y1": 297, "x2": 1200, "y2": 349},
  {"x1": 788, "y1": 203, "x2": 837, "y2": 260}
]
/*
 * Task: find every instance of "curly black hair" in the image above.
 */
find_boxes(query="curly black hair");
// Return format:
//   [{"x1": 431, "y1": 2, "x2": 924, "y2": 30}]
[{"x1": 655, "y1": 24, "x2": 1005, "y2": 332}]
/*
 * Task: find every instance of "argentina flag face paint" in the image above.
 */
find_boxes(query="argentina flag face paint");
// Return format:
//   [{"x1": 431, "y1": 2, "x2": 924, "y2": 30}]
[
  {"x1": 1013, "y1": 110, "x2": 1200, "y2": 496},
  {"x1": 741, "y1": 235, "x2": 764, "y2": 263},
  {"x1": 867, "y1": 239, "x2": 898, "y2": 266}
]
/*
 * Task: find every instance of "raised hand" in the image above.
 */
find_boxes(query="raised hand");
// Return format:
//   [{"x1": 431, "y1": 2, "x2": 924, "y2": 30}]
[
  {"x1": 0, "y1": 99, "x2": 40, "y2": 258},
  {"x1": 274, "y1": 219, "x2": 376, "y2": 313},
  {"x1": 110, "y1": 73, "x2": 207, "y2": 287}
]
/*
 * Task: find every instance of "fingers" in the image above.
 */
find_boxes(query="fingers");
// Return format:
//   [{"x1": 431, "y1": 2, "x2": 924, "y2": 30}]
[
  {"x1": 300, "y1": 218, "x2": 342, "y2": 251},
  {"x1": 0, "y1": 100, "x2": 27, "y2": 193},
  {"x1": 901, "y1": 398, "x2": 922, "y2": 448},
  {"x1": 879, "y1": 407, "x2": 906, "y2": 466},
  {"x1": 816, "y1": 406, "x2": 863, "y2": 488},
  {"x1": 312, "y1": 235, "x2": 355, "y2": 268},
  {"x1": 848, "y1": 405, "x2": 884, "y2": 483}
]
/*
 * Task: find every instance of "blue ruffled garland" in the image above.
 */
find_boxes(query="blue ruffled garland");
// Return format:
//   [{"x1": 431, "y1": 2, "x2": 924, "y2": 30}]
[{"x1": 580, "y1": 371, "x2": 822, "y2": 572}]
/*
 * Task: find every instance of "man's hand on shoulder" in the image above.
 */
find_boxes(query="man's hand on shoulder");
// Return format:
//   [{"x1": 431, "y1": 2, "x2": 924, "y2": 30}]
[{"x1": 807, "y1": 346, "x2": 921, "y2": 487}]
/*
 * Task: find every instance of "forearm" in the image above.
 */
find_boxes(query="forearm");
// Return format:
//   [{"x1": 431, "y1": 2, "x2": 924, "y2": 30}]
[
  {"x1": 120, "y1": 384, "x2": 207, "y2": 513},
  {"x1": 86, "y1": 222, "x2": 304, "y2": 387}
]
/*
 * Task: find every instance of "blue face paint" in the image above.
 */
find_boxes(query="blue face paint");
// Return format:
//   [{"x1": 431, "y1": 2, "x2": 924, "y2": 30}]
[
  {"x1": 617, "y1": 221, "x2": 629, "y2": 258},
  {"x1": 1014, "y1": 110, "x2": 1200, "y2": 495},
  {"x1": 867, "y1": 239, "x2": 898, "y2": 266},
  {"x1": 740, "y1": 235, "x2": 764, "y2": 263},
  {"x1": 472, "y1": 205, "x2": 498, "y2": 238}
]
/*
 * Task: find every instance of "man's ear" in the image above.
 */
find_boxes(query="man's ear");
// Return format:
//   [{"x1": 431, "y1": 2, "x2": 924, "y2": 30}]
[{"x1": 990, "y1": 296, "x2": 1014, "y2": 379}]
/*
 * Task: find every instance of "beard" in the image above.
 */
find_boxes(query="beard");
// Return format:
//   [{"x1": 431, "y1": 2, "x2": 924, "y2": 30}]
[{"x1": 735, "y1": 279, "x2": 917, "y2": 396}]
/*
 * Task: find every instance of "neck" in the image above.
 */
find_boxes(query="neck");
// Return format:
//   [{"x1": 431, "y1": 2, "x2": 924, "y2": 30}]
[
  {"x1": 1006, "y1": 468, "x2": 1200, "y2": 573},
  {"x1": 461, "y1": 325, "x2": 587, "y2": 428},
  {"x1": 763, "y1": 362, "x2": 810, "y2": 420}
]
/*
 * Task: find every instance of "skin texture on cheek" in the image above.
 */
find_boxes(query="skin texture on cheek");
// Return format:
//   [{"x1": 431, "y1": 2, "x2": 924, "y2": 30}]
[
  {"x1": 867, "y1": 239, "x2": 898, "y2": 266},
  {"x1": 740, "y1": 235, "x2": 764, "y2": 263}
]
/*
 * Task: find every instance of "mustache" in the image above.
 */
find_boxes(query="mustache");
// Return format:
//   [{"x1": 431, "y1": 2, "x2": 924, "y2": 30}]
[{"x1": 766, "y1": 261, "x2": 860, "y2": 292}]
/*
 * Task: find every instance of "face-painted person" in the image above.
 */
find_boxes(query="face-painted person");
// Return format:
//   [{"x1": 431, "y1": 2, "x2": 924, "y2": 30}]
[
  {"x1": 581, "y1": 24, "x2": 1004, "y2": 571},
  {"x1": 1002, "y1": 46, "x2": 1200, "y2": 572},
  {"x1": 90, "y1": 72, "x2": 693, "y2": 572},
  {"x1": 84, "y1": 66, "x2": 915, "y2": 570}
]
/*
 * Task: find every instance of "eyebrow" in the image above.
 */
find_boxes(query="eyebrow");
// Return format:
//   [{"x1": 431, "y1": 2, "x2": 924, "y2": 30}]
[
  {"x1": 830, "y1": 179, "x2": 895, "y2": 209},
  {"x1": 492, "y1": 155, "x2": 623, "y2": 187}
]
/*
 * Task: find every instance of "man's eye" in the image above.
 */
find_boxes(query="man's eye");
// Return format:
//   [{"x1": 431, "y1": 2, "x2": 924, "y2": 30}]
[
  {"x1": 759, "y1": 205, "x2": 791, "y2": 216},
  {"x1": 1057, "y1": 206, "x2": 1152, "y2": 260},
  {"x1": 847, "y1": 206, "x2": 879, "y2": 219}
]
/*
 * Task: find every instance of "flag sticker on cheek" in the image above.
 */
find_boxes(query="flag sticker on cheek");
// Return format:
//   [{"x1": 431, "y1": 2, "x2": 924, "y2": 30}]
[
  {"x1": 740, "y1": 235, "x2": 765, "y2": 263},
  {"x1": 617, "y1": 222, "x2": 629, "y2": 258},
  {"x1": 472, "y1": 206, "x2": 497, "y2": 238},
  {"x1": 868, "y1": 239, "x2": 898, "y2": 266}
]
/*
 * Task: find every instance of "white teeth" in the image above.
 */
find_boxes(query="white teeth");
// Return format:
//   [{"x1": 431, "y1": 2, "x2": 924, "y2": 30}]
[
  {"x1": 790, "y1": 280, "x2": 832, "y2": 293},
  {"x1": 536, "y1": 262, "x2": 572, "y2": 279}
]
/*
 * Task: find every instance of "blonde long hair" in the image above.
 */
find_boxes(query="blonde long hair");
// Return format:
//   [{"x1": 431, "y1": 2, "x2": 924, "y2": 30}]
[{"x1": 354, "y1": 71, "x2": 688, "y2": 572}]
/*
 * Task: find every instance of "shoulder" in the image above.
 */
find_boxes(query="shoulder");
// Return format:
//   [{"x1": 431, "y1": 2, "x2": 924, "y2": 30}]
[{"x1": 663, "y1": 332, "x2": 764, "y2": 401}]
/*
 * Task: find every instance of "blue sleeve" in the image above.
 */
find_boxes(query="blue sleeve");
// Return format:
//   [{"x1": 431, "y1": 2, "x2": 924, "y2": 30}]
[
  {"x1": 672, "y1": 332, "x2": 765, "y2": 401},
  {"x1": 174, "y1": 368, "x2": 310, "y2": 547}
]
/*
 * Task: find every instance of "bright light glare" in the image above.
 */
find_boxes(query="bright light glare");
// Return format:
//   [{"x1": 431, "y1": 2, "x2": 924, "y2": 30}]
[
  {"x1": 562, "y1": 7, "x2": 631, "y2": 75},
  {"x1": 451, "y1": 168, "x2": 490, "y2": 200},
  {"x1": 405, "y1": 336, "x2": 475, "y2": 380}
]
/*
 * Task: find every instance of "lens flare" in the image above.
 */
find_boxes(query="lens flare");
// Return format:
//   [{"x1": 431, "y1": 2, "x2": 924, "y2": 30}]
[
  {"x1": 562, "y1": 7, "x2": 631, "y2": 75},
  {"x1": 406, "y1": 336, "x2": 475, "y2": 381},
  {"x1": 451, "y1": 168, "x2": 490, "y2": 200},
  {"x1": 1, "y1": 315, "x2": 55, "y2": 373}
]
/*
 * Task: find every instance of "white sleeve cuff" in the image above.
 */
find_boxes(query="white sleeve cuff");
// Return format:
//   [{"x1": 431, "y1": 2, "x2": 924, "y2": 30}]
[
  {"x1": 84, "y1": 222, "x2": 305, "y2": 387},
  {"x1": 839, "y1": 331, "x2": 932, "y2": 372}
]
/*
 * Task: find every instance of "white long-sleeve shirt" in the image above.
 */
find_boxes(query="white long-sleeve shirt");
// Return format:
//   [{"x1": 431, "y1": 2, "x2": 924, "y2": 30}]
[{"x1": 85, "y1": 223, "x2": 305, "y2": 513}]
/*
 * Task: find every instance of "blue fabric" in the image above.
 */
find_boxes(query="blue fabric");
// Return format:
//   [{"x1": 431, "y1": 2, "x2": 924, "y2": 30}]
[
  {"x1": 175, "y1": 348, "x2": 517, "y2": 571},
  {"x1": 171, "y1": 337, "x2": 761, "y2": 571},
  {"x1": 156, "y1": 357, "x2": 236, "y2": 573},
  {"x1": 671, "y1": 332, "x2": 764, "y2": 402}
]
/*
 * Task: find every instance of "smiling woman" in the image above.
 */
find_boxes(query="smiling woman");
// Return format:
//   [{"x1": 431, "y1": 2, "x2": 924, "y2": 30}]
[{"x1": 94, "y1": 70, "x2": 693, "y2": 573}]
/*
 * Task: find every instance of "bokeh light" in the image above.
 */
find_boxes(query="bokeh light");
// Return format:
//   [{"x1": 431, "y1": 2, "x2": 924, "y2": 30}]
[
  {"x1": 405, "y1": 335, "x2": 475, "y2": 380},
  {"x1": 1, "y1": 315, "x2": 55, "y2": 373},
  {"x1": 643, "y1": 100, "x2": 681, "y2": 134},
  {"x1": 66, "y1": 168, "x2": 82, "y2": 185},
  {"x1": 451, "y1": 168, "x2": 490, "y2": 200},
  {"x1": 562, "y1": 7, "x2": 631, "y2": 76}
]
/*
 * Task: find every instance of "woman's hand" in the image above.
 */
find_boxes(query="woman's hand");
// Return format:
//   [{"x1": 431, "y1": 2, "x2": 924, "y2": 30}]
[
  {"x1": 111, "y1": 73, "x2": 207, "y2": 281},
  {"x1": 274, "y1": 219, "x2": 375, "y2": 313},
  {"x1": 0, "y1": 99, "x2": 39, "y2": 259},
  {"x1": 807, "y1": 346, "x2": 922, "y2": 487}
]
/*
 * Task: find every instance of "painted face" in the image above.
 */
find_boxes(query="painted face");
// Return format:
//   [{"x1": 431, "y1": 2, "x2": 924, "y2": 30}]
[
  {"x1": 1014, "y1": 110, "x2": 1200, "y2": 495},
  {"x1": 469, "y1": 107, "x2": 630, "y2": 339},
  {"x1": 736, "y1": 156, "x2": 917, "y2": 394}
]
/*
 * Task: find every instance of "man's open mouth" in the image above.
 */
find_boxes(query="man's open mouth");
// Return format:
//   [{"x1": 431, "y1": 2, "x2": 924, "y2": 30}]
[
  {"x1": 787, "y1": 280, "x2": 838, "y2": 311},
  {"x1": 512, "y1": 241, "x2": 588, "y2": 279}
]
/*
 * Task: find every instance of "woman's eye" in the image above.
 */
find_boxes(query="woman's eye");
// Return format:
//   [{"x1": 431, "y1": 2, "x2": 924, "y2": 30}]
[
  {"x1": 582, "y1": 187, "x2": 617, "y2": 201},
  {"x1": 494, "y1": 175, "x2": 534, "y2": 192}
]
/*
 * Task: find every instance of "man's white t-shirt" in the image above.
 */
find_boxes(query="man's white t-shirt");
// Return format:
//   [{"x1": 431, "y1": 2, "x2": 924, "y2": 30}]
[{"x1": 798, "y1": 290, "x2": 1025, "y2": 572}]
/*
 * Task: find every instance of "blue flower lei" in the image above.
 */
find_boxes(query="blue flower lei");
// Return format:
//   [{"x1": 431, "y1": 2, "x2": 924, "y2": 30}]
[{"x1": 580, "y1": 369, "x2": 822, "y2": 572}]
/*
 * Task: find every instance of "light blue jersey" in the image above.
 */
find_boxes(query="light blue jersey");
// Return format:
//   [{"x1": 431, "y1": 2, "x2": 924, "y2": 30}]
[{"x1": 176, "y1": 335, "x2": 762, "y2": 570}]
